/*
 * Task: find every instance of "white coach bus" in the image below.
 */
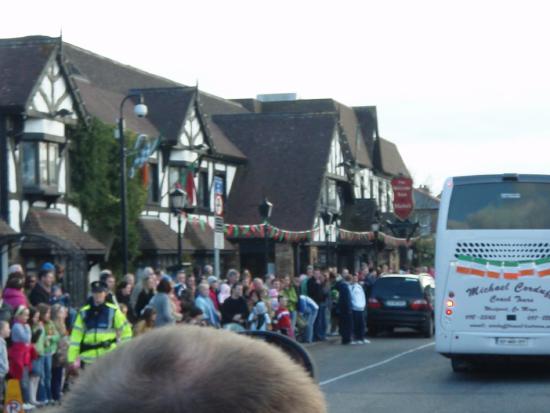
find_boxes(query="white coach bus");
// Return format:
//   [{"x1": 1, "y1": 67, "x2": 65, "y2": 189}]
[{"x1": 435, "y1": 174, "x2": 550, "y2": 372}]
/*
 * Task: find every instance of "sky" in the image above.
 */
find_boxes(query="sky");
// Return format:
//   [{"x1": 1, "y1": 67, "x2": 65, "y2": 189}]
[{"x1": 3, "y1": 0, "x2": 550, "y2": 194}]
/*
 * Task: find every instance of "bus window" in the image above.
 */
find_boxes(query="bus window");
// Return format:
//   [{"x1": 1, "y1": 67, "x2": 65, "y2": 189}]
[{"x1": 447, "y1": 182, "x2": 550, "y2": 230}]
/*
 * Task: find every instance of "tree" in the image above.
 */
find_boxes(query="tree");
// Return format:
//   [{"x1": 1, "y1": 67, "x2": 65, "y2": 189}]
[
  {"x1": 414, "y1": 237, "x2": 435, "y2": 268},
  {"x1": 68, "y1": 118, "x2": 147, "y2": 273}
]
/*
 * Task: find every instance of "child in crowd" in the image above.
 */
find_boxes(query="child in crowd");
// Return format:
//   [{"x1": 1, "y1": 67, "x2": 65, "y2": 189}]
[
  {"x1": 248, "y1": 301, "x2": 271, "y2": 332},
  {"x1": 118, "y1": 303, "x2": 134, "y2": 340},
  {"x1": 133, "y1": 308, "x2": 157, "y2": 337},
  {"x1": 50, "y1": 285, "x2": 70, "y2": 308},
  {"x1": 0, "y1": 320, "x2": 10, "y2": 405},
  {"x1": 9, "y1": 306, "x2": 34, "y2": 410},
  {"x1": 51, "y1": 304, "x2": 69, "y2": 403},
  {"x1": 38, "y1": 303, "x2": 59, "y2": 405},
  {"x1": 274, "y1": 296, "x2": 294, "y2": 338},
  {"x1": 29, "y1": 306, "x2": 45, "y2": 406}
]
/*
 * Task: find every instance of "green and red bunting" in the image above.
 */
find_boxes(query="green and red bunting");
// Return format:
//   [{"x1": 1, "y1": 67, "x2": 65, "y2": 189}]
[{"x1": 201, "y1": 221, "x2": 418, "y2": 245}]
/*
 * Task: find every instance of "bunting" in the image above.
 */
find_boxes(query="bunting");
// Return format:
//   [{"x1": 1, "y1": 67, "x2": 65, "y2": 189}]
[{"x1": 181, "y1": 217, "x2": 419, "y2": 246}]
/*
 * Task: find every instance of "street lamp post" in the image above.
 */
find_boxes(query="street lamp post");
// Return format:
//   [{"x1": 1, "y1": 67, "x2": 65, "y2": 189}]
[
  {"x1": 371, "y1": 221, "x2": 380, "y2": 270},
  {"x1": 119, "y1": 93, "x2": 148, "y2": 275},
  {"x1": 321, "y1": 209, "x2": 333, "y2": 267},
  {"x1": 258, "y1": 198, "x2": 273, "y2": 277},
  {"x1": 170, "y1": 188, "x2": 188, "y2": 270}
]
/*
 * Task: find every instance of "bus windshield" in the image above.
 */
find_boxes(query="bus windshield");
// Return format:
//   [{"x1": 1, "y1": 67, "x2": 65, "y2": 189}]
[{"x1": 447, "y1": 182, "x2": 550, "y2": 230}]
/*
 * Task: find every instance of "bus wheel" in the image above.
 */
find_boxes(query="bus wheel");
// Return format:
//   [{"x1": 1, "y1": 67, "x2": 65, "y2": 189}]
[
  {"x1": 422, "y1": 317, "x2": 434, "y2": 338},
  {"x1": 451, "y1": 358, "x2": 469, "y2": 373}
]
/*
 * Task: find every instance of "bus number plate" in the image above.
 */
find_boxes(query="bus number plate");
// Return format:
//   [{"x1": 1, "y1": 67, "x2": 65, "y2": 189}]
[{"x1": 496, "y1": 338, "x2": 528, "y2": 346}]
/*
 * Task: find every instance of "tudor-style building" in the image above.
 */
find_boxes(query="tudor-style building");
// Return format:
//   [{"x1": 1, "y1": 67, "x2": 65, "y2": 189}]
[
  {"x1": 0, "y1": 36, "x2": 106, "y2": 299},
  {"x1": 216, "y1": 97, "x2": 410, "y2": 276},
  {"x1": 1, "y1": 35, "x2": 414, "y2": 282}
]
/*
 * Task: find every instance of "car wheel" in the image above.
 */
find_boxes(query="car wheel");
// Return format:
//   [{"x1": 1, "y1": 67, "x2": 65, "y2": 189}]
[{"x1": 422, "y1": 317, "x2": 434, "y2": 338}]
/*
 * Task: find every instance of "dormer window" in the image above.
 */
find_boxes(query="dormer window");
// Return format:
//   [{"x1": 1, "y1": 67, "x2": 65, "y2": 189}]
[{"x1": 22, "y1": 141, "x2": 59, "y2": 188}]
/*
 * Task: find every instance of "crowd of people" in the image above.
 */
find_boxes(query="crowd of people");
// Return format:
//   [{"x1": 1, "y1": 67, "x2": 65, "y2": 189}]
[{"x1": 0, "y1": 260, "x2": 432, "y2": 410}]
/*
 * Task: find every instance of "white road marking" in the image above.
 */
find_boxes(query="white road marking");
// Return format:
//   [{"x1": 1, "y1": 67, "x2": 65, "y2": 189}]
[{"x1": 319, "y1": 342, "x2": 435, "y2": 386}]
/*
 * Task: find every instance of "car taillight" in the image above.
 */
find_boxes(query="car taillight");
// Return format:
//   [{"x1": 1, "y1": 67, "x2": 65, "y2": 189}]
[
  {"x1": 368, "y1": 298, "x2": 381, "y2": 309},
  {"x1": 410, "y1": 299, "x2": 429, "y2": 311}
]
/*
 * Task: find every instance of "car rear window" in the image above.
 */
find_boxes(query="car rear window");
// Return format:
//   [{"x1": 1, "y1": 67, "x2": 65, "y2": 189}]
[
  {"x1": 372, "y1": 278, "x2": 422, "y2": 298},
  {"x1": 447, "y1": 182, "x2": 550, "y2": 229}
]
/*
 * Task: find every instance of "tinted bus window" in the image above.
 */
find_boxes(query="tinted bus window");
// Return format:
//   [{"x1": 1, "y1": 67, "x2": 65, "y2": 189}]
[{"x1": 447, "y1": 182, "x2": 550, "y2": 229}]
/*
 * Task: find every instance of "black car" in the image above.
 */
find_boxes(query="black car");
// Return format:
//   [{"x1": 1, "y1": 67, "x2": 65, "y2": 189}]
[{"x1": 367, "y1": 274, "x2": 435, "y2": 338}]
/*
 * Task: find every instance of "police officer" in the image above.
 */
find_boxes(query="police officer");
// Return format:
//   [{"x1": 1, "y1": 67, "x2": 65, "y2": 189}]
[{"x1": 68, "y1": 281, "x2": 132, "y2": 368}]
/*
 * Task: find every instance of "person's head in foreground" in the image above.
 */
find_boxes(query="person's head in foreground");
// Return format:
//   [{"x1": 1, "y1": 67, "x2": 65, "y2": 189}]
[{"x1": 55, "y1": 325, "x2": 326, "y2": 413}]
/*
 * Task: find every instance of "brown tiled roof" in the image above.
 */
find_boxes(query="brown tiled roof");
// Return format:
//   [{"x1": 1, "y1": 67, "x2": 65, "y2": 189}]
[
  {"x1": 138, "y1": 217, "x2": 178, "y2": 253},
  {"x1": 22, "y1": 209, "x2": 106, "y2": 254},
  {"x1": 374, "y1": 137, "x2": 411, "y2": 178},
  {"x1": 74, "y1": 79, "x2": 159, "y2": 136},
  {"x1": 0, "y1": 219, "x2": 15, "y2": 236},
  {"x1": 138, "y1": 217, "x2": 235, "y2": 253},
  {"x1": 0, "y1": 36, "x2": 56, "y2": 111},
  {"x1": 133, "y1": 87, "x2": 196, "y2": 142},
  {"x1": 198, "y1": 92, "x2": 248, "y2": 161},
  {"x1": 62, "y1": 42, "x2": 186, "y2": 137},
  {"x1": 63, "y1": 42, "x2": 246, "y2": 160},
  {"x1": 353, "y1": 106, "x2": 379, "y2": 163},
  {"x1": 63, "y1": 43, "x2": 181, "y2": 95},
  {"x1": 185, "y1": 223, "x2": 236, "y2": 252},
  {"x1": 214, "y1": 113, "x2": 337, "y2": 231},
  {"x1": 252, "y1": 98, "x2": 372, "y2": 168}
]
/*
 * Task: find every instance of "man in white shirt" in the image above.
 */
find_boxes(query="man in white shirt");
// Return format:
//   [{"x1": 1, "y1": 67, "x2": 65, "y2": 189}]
[{"x1": 350, "y1": 274, "x2": 369, "y2": 344}]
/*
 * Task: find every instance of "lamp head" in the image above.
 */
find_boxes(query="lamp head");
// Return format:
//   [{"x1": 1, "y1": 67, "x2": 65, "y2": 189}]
[
  {"x1": 258, "y1": 197, "x2": 273, "y2": 220},
  {"x1": 134, "y1": 102, "x2": 148, "y2": 118},
  {"x1": 170, "y1": 187, "x2": 188, "y2": 212}
]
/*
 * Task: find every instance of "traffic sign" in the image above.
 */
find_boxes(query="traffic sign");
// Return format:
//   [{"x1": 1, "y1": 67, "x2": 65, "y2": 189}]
[{"x1": 214, "y1": 194, "x2": 224, "y2": 216}]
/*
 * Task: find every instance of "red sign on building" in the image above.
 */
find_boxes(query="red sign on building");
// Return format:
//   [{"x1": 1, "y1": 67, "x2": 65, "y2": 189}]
[{"x1": 391, "y1": 177, "x2": 414, "y2": 221}]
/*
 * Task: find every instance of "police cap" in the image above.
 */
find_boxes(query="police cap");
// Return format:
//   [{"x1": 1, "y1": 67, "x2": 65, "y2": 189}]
[{"x1": 91, "y1": 281, "x2": 109, "y2": 293}]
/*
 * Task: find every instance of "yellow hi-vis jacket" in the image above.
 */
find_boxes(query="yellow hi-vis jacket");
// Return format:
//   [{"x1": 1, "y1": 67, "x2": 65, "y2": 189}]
[{"x1": 68, "y1": 301, "x2": 132, "y2": 364}]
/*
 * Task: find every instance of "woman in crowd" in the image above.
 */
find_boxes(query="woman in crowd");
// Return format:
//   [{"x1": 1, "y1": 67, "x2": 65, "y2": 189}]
[
  {"x1": 241, "y1": 269, "x2": 252, "y2": 293},
  {"x1": 135, "y1": 274, "x2": 156, "y2": 318},
  {"x1": 217, "y1": 283, "x2": 230, "y2": 306},
  {"x1": 25, "y1": 275, "x2": 38, "y2": 296},
  {"x1": 3, "y1": 276, "x2": 28, "y2": 310},
  {"x1": 180, "y1": 275, "x2": 197, "y2": 306},
  {"x1": 116, "y1": 281, "x2": 136, "y2": 323},
  {"x1": 133, "y1": 307, "x2": 157, "y2": 337},
  {"x1": 50, "y1": 304, "x2": 69, "y2": 404},
  {"x1": 147, "y1": 278, "x2": 175, "y2": 327}
]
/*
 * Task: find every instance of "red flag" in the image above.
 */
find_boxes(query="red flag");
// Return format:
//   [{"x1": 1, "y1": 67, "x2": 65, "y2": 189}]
[
  {"x1": 140, "y1": 164, "x2": 149, "y2": 187},
  {"x1": 185, "y1": 171, "x2": 196, "y2": 206}
]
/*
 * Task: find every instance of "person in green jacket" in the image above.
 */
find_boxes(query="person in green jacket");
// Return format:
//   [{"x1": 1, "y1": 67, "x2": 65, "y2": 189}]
[
  {"x1": 68, "y1": 281, "x2": 131, "y2": 369},
  {"x1": 281, "y1": 275, "x2": 299, "y2": 329},
  {"x1": 37, "y1": 303, "x2": 60, "y2": 404}
]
